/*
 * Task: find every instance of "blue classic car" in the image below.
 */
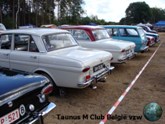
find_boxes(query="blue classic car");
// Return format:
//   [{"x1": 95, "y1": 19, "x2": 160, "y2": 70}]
[
  {"x1": 103, "y1": 25, "x2": 149, "y2": 52},
  {"x1": 0, "y1": 68, "x2": 56, "y2": 124}
]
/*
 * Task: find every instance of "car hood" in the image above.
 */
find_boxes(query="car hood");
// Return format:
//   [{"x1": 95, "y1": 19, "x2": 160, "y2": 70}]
[
  {"x1": 0, "y1": 69, "x2": 47, "y2": 101},
  {"x1": 96, "y1": 38, "x2": 136, "y2": 50},
  {"x1": 47, "y1": 46, "x2": 112, "y2": 67}
]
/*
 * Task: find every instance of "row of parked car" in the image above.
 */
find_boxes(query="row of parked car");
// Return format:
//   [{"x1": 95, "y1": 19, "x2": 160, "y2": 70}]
[{"x1": 0, "y1": 24, "x2": 160, "y2": 123}]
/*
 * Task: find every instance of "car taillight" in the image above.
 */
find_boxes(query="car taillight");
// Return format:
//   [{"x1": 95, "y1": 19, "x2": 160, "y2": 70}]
[
  {"x1": 85, "y1": 75, "x2": 91, "y2": 82},
  {"x1": 82, "y1": 67, "x2": 90, "y2": 72},
  {"x1": 151, "y1": 38, "x2": 155, "y2": 41},
  {"x1": 41, "y1": 84, "x2": 54, "y2": 95}
]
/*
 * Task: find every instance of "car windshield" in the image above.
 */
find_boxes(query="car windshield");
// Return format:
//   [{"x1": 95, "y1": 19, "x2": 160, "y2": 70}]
[
  {"x1": 92, "y1": 29, "x2": 110, "y2": 40},
  {"x1": 42, "y1": 33, "x2": 78, "y2": 52}
]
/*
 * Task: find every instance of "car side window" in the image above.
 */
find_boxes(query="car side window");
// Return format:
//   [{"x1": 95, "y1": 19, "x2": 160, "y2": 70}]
[
  {"x1": 29, "y1": 40, "x2": 39, "y2": 52},
  {"x1": 72, "y1": 30, "x2": 90, "y2": 41},
  {"x1": 14, "y1": 34, "x2": 39, "y2": 52},
  {"x1": 107, "y1": 28, "x2": 118, "y2": 36},
  {"x1": 0, "y1": 34, "x2": 12, "y2": 50},
  {"x1": 119, "y1": 28, "x2": 128, "y2": 36},
  {"x1": 112, "y1": 28, "x2": 118, "y2": 36}
]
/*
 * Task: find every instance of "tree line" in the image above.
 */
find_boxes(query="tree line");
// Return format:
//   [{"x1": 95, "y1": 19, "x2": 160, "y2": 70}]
[
  {"x1": 0, "y1": 1, "x2": 165, "y2": 29},
  {"x1": 120, "y1": 2, "x2": 165, "y2": 25},
  {"x1": 0, "y1": 0, "x2": 86, "y2": 28}
]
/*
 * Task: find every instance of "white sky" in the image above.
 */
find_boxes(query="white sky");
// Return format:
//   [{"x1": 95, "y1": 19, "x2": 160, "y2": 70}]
[{"x1": 83, "y1": 0, "x2": 165, "y2": 22}]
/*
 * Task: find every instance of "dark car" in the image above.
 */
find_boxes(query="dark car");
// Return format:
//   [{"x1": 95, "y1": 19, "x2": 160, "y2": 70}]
[{"x1": 0, "y1": 68, "x2": 56, "y2": 124}]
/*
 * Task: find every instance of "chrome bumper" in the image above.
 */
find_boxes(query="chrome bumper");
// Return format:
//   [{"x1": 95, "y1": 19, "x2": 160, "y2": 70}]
[
  {"x1": 127, "y1": 52, "x2": 137, "y2": 59},
  {"x1": 77, "y1": 66, "x2": 115, "y2": 88},
  {"x1": 141, "y1": 46, "x2": 149, "y2": 52},
  {"x1": 28, "y1": 102, "x2": 56, "y2": 124},
  {"x1": 118, "y1": 57, "x2": 127, "y2": 63},
  {"x1": 118, "y1": 52, "x2": 137, "y2": 64}
]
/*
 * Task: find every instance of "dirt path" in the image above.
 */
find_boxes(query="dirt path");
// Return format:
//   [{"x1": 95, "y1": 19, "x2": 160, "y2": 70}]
[
  {"x1": 45, "y1": 33, "x2": 165, "y2": 124},
  {"x1": 112, "y1": 33, "x2": 165, "y2": 124}
]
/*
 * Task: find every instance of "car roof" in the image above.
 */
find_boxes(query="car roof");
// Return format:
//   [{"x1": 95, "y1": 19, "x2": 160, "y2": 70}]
[
  {"x1": 60, "y1": 25, "x2": 104, "y2": 30},
  {"x1": 103, "y1": 25, "x2": 141, "y2": 29},
  {"x1": 40, "y1": 24, "x2": 57, "y2": 28},
  {"x1": 1, "y1": 28, "x2": 69, "y2": 36},
  {"x1": 0, "y1": 23, "x2": 6, "y2": 30}
]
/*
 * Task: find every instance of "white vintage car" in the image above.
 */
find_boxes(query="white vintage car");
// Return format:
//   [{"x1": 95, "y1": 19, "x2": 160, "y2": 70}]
[
  {"x1": 60, "y1": 25, "x2": 136, "y2": 63},
  {"x1": 0, "y1": 29, "x2": 114, "y2": 90}
]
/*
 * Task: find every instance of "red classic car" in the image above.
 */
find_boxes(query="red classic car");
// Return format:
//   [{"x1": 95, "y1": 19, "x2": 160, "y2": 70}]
[
  {"x1": 60, "y1": 25, "x2": 99, "y2": 41},
  {"x1": 60, "y1": 25, "x2": 136, "y2": 64}
]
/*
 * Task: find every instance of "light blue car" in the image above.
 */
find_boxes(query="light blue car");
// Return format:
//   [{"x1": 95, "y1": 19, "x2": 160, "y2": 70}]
[{"x1": 103, "y1": 25, "x2": 149, "y2": 52}]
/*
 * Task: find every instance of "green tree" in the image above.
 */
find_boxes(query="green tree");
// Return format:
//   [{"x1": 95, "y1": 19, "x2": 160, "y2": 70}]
[
  {"x1": 58, "y1": 0, "x2": 84, "y2": 24},
  {"x1": 0, "y1": 0, "x2": 17, "y2": 28},
  {"x1": 150, "y1": 7, "x2": 165, "y2": 23},
  {"x1": 125, "y1": 2, "x2": 151, "y2": 24},
  {"x1": 80, "y1": 16, "x2": 91, "y2": 25},
  {"x1": 0, "y1": 0, "x2": 56, "y2": 28}
]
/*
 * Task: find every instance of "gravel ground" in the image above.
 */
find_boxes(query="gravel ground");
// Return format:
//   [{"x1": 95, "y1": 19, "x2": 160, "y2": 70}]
[{"x1": 45, "y1": 33, "x2": 165, "y2": 124}]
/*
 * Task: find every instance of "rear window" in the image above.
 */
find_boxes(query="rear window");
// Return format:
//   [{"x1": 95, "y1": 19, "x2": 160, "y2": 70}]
[
  {"x1": 92, "y1": 29, "x2": 110, "y2": 40},
  {"x1": 42, "y1": 33, "x2": 78, "y2": 51}
]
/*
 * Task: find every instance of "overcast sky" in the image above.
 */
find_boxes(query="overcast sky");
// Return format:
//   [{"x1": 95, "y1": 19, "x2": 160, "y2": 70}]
[{"x1": 83, "y1": 0, "x2": 165, "y2": 22}]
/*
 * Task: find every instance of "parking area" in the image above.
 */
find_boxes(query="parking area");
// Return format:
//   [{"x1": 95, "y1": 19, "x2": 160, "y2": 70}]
[{"x1": 45, "y1": 33, "x2": 165, "y2": 124}]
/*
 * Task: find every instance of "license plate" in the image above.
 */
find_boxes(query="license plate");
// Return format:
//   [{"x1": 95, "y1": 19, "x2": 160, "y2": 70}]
[
  {"x1": 93, "y1": 63, "x2": 104, "y2": 72},
  {"x1": 0, "y1": 109, "x2": 20, "y2": 124}
]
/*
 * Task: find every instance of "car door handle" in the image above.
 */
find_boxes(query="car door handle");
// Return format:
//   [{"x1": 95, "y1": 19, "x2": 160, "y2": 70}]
[
  {"x1": 30, "y1": 56, "x2": 37, "y2": 59},
  {"x1": 3, "y1": 53, "x2": 9, "y2": 56}
]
